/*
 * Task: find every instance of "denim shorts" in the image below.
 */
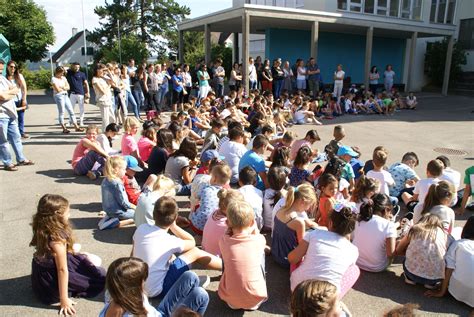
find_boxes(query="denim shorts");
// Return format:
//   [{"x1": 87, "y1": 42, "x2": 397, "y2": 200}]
[
  {"x1": 161, "y1": 256, "x2": 190, "y2": 296},
  {"x1": 115, "y1": 209, "x2": 135, "y2": 220},
  {"x1": 403, "y1": 262, "x2": 442, "y2": 286}
]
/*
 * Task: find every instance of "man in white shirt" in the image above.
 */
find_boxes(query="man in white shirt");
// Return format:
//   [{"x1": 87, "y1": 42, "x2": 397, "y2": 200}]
[
  {"x1": 248, "y1": 57, "x2": 257, "y2": 90},
  {"x1": 218, "y1": 127, "x2": 247, "y2": 185},
  {"x1": 0, "y1": 60, "x2": 34, "y2": 171},
  {"x1": 333, "y1": 64, "x2": 345, "y2": 102}
]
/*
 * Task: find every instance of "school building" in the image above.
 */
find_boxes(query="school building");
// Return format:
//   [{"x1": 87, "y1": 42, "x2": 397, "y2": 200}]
[{"x1": 178, "y1": 0, "x2": 474, "y2": 95}]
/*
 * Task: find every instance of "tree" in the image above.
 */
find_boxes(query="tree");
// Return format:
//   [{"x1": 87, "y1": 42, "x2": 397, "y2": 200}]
[
  {"x1": 98, "y1": 35, "x2": 149, "y2": 64},
  {"x1": 425, "y1": 38, "x2": 467, "y2": 86},
  {"x1": 89, "y1": 0, "x2": 190, "y2": 59},
  {"x1": 0, "y1": 0, "x2": 54, "y2": 63}
]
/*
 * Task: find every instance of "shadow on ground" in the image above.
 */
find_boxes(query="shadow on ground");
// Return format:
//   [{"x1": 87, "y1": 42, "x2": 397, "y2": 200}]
[
  {"x1": 71, "y1": 202, "x2": 103, "y2": 213},
  {"x1": 36, "y1": 169, "x2": 101, "y2": 185}
]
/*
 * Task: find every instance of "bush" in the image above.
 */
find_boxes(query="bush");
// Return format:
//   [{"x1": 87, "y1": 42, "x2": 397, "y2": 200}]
[
  {"x1": 425, "y1": 38, "x2": 467, "y2": 86},
  {"x1": 23, "y1": 67, "x2": 52, "y2": 90}
]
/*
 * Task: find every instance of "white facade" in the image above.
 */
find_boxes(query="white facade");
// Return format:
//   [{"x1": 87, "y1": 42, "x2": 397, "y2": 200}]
[{"x1": 54, "y1": 32, "x2": 97, "y2": 67}]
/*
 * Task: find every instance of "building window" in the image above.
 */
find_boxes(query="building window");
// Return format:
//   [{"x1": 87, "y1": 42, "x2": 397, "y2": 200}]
[
  {"x1": 338, "y1": 0, "x2": 422, "y2": 20},
  {"x1": 247, "y1": 0, "x2": 303, "y2": 7},
  {"x1": 365, "y1": 0, "x2": 375, "y2": 13},
  {"x1": 430, "y1": 0, "x2": 456, "y2": 24},
  {"x1": 81, "y1": 47, "x2": 94, "y2": 56},
  {"x1": 459, "y1": 19, "x2": 474, "y2": 50},
  {"x1": 338, "y1": 0, "x2": 348, "y2": 10},
  {"x1": 389, "y1": 0, "x2": 400, "y2": 16}
]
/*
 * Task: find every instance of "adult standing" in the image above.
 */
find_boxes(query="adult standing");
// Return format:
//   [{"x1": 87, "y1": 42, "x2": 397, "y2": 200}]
[
  {"x1": 197, "y1": 64, "x2": 211, "y2": 102},
  {"x1": 228, "y1": 62, "x2": 242, "y2": 92},
  {"x1": 248, "y1": 57, "x2": 258, "y2": 90},
  {"x1": 92, "y1": 64, "x2": 115, "y2": 131},
  {"x1": 66, "y1": 62, "x2": 89, "y2": 127},
  {"x1": 261, "y1": 59, "x2": 273, "y2": 93},
  {"x1": 171, "y1": 68, "x2": 185, "y2": 112},
  {"x1": 51, "y1": 67, "x2": 84, "y2": 134},
  {"x1": 282, "y1": 61, "x2": 293, "y2": 93},
  {"x1": 131, "y1": 65, "x2": 146, "y2": 113},
  {"x1": 6, "y1": 60, "x2": 29, "y2": 138},
  {"x1": 307, "y1": 58, "x2": 321, "y2": 100},
  {"x1": 0, "y1": 59, "x2": 34, "y2": 171},
  {"x1": 213, "y1": 58, "x2": 225, "y2": 98},
  {"x1": 182, "y1": 64, "x2": 193, "y2": 104},
  {"x1": 120, "y1": 64, "x2": 139, "y2": 119},
  {"x1": 296, "y1": 60, "x2": 307, "y2": 92},
  {"x1": 333, "y1": 64, "x2": 345, "y2": 101},
  {"x1": 369, "y1": 66, "x2": 380, "y2": 95},
  {"x1": 271, "y1": 59, "x2": 285, "y2": 99},
  {"x1": 383, "y1": 65, "x2": 395, "y2": 94}
]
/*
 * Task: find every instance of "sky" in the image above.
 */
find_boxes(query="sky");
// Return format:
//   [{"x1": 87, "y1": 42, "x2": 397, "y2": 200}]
[{"x1": 35, "y1": 0, "x2": 232, "y2": 51}]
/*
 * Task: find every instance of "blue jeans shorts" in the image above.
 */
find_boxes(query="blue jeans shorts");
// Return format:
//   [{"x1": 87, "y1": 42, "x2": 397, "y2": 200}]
[{"x1": 161, "y1": 256, "x2": 190, "y2": 297}]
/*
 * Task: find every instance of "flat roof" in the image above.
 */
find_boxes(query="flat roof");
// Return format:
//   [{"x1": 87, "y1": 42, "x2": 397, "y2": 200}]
[{"x1": 178, "y1": 4, "x2": 456, "y2": 38}]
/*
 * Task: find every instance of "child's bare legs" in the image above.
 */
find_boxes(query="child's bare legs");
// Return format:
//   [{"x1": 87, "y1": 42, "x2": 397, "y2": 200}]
[
  {"x1": 181, "y1": 247, "x2": 223, "y2": 270},
  {"x1": 143, "y1": 174, "x2": 158, "y2": 191},
  {"x1": 401, "y1": 192, "x2": 413, "y2": 205},
  {"x1": 118, "y1": 219, "x2": 134, "y2": 227}
]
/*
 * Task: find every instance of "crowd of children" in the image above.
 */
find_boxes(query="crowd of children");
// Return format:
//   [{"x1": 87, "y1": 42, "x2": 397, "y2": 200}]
[{"x1": 28, "y1": 74, "x2": 474, "y2": 317}]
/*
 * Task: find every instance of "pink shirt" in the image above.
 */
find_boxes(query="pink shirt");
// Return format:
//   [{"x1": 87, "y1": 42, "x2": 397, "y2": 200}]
[
  {"x1": 202, "y1": 210, "x2": 227, "y2": 256},
  {"x1": 121, "y1": 133, "x2": 138, "y2": 156},
  {"x1": 71, "y1": 138, "x2": 89, "y2": 169},
  {"x1": 218, "y1": 232, "x2": 267, "y2": 309},
  {"x1": 290, "y1": 139, "x2": 312, "y2": 161},
  {"x1": 137, "y1": 137, "x2": 155, "y2": 162}
]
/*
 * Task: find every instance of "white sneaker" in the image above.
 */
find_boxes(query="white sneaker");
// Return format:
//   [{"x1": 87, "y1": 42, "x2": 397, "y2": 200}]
[
  {"x1": 98, "y1": 216, "x2": 120, "y2": 230},
  {"x1": 198, "y1": 275, "x2": 210, "y2": 289}
]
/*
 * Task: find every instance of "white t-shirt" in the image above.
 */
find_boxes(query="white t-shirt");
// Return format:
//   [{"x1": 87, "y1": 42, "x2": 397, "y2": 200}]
[
  {"x1": 51, "y1": 76, "x2": 68, "y2": 94},
  {"x1": 218, "y1": 140, "x2": 247, "y2": 184},
  {"x1": 238, "y1": 185, "x2": 263, "y2": 229},
  {"x1": 366, "y1": 170, "x2": 395, "y2": 196},
  {"x1": 294, "y1": 110, "x2": 306, "y2": 122},
  {"x1": 249, "y1": 64, "x2": 257, "y2": 81},
  {"x1": 96, "y1": 134, "x2": 120, "y2": 155},
  {"x1": 413, "y1": 204, "x2": 455, "y2": 231},
  {"x1": 132, "y1": 224, "x2": 184, "y2": 297},
  {"x1": 445, "y1": 239, "x2": 474, "y2": 307},
  {"x1": 440, "y1": 167, "x2": 461, "y2": 206},
  {"x1": 414, "y1": 177, "x2": 439, "y2": 205},
  {"x1": 263, "y1": 189, "x2": 285, "y2": 229},
  {"x1": 290, "y1": 229, "x2": 358, "y2": 291},
  {"x1": 296, "y1": 67, "x2": 306, "y2": 80},
  {"x1": 352, "y1": 215, "x2": 397, "y2": 272},
  {"x1": 334, "y1": 70, "x2": 345, "y2": 84}
]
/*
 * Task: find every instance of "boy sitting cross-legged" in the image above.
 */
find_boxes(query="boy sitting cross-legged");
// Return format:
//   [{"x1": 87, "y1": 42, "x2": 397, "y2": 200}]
[{"x1": 132, "y1": 196, "x2": 222, "y2": 298}]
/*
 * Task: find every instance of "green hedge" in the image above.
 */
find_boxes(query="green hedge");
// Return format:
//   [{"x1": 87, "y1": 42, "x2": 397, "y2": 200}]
[{"x1": 23, "y1": 68, "x2": 52, "y2": 90}]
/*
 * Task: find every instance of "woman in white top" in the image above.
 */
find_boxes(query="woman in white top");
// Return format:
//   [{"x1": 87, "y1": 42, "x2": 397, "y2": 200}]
[
  {"x1": 182, "y1": 64, "x2": 193, "y2": 104},
  {"x1": 383, "y1": 64, "x2": 395, "y2": 93},
  {"x1": 51, "y1": 66, "x2": 83, "y2": 133},
  {"x1": 228, "y1": 62, "x2": 242, "y2": 92},
  {"x1": 92, "y1": 64, "x2": 115, "y2": 131},
  {"x1": 352, "y1": 194, "x2": 397, "y2": 272},
  {"x1": 96, "y1": 122, "x2": 121, "y2": 156},
  {"x1": 282, "y1": 61, "x2": 293, "y2": 92},
  {"x1": 296, "y1": 59, "x2": 306, "y2": 91},
  {"x1": 369, "y1": 65, "x2": 379, "y2": 95},
  {"x1": 6, "y1": 60, "x2": 29, "y2": 138},
  {"x1": 333, "y1": 64, "x2": 345, "y2": 101}
]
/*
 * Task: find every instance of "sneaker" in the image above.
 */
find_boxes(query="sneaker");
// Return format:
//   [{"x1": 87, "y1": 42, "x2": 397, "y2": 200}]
[
  {"x1": 403, "y1": 273, "x2": 416, "y2": 285},
  {"x1": 198, "y1": 275, "x2": 210, "y2": 289},
  {"x1": 86, "y1": 170, "x2": 97, "y2": 180},
  {"x1": 98, "y1": 216, "x2": 120, "y2": 230},
  {"x1": 424, "y1": 283, "x2": 439, "y2": 290}
]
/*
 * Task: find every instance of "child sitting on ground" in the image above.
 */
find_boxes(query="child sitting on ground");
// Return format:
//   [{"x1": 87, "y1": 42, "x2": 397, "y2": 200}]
[
  {"x1": 290, "y1": 280, "x2": 352, "y2": 317},
  {"x1": 290, "y1": 130, "x2": 320, "y2": 161},
  {"x1": 122, "y1": 155, "x2": 157, "y2": 206},
  {"x1": 201, "y1": 117, "x2": 225, "y2": 153},
  {"x1": 350, "y1": 175, "x2": 380, "y2": 212},
  {"x1": 395, "y1": 214, "x2": 453, "y2": 289},
  {"x1": 99, "y1": 156, "x2": 136, "y2": 230},
  {"x1": 289, "y1": 202, "x2": 360, "y2": 296},
  {"x1": 405, "y1": 92, "x2": 417, "y2": 110},
  {"x1": 31, "y1": 194, "x2": 105, "y2": 315},
  {"x1": 388, "y1": 152, "x2": 420, "y2": 201},
  {"x1": 425, "y1": 216, "x2": 474, "y2": 307},
  {"x1": 122, "y1": 117, "x2": 147, "y2": 168},
  {"x1": 352, "y1": 194, "x2": 397, "y2": 272},
  {"x1": 316, "y1": 174, "x2": 338, "y2": 228},
  {"x1": 202, "y1": 189, "x2": 244, "y2": 256},
  {"x1": 238, "y1": 166, "x2": 264, "y2": 229},
  {"x1": 272, "y1": 184, "x2": 318, "y2": 268},
  {"x1": 326, "y1": 125, "x2": 345, "y2": 157},
  {"x1": 366, "y1": 149, "x2": 397, "y2": 205},
  {"x1": 294, "y1": 101, "x2": 323, "y2": 125},
  {"x1": 99, "y1": 257, "x2": 208, "y2": 316},
  {"x1": 190, "y1": 164, "x2": 232, "y2": 234},
  {"x1": 270, "y1": 131, "x2": 295, "y2": 161},
  {"x1": 133, "y1": 196, "x2": 222, "y2": 298},
  {"x1": 289, "y1": 146, "x2": 314, "y2": 187},
  {"x1": 218, "y1": 201, "x2": 268, "y2": 310},
  {"x1": 264, "y1": 166, "x2": 288, "y2": 231},
  {"x1": 137, "y1": 121, "x2": 157, "y2": 163},
  {"x1": 336, "y1": 146, "x2": 358, "y2": 192}
]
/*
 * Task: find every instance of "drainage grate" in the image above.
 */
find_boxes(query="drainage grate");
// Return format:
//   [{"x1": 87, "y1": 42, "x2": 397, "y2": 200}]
[{"x1": 433, "y1": 148, "x2": 468, "y2": 156}]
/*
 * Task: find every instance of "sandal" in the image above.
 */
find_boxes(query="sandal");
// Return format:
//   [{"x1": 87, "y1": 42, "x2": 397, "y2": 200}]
[
  {"x1": 62, "y1": 129, "x2": 71, "y2": 134},
  {"x1": 75, "y1": 127, "x2": 85, "y2": 132},
  {"x1": 4, "y1": 164, "x2": 18, "y2": 171},
  {"x1": 17, "y1": 160, "x2": 35, "y2": 166}
]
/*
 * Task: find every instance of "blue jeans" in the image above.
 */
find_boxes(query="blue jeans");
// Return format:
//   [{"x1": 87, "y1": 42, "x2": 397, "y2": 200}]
[
  {"x1": 157, "y1": 271, "x2": 209, "y2": 317},
  {"x1": 249, "y1": 80, "x2": 257, "y2": 90},
  {"x1": 176, "y1": 183, "x2": 192, "y2": 196},
  {"x1": 125, "y1": 90, "x2": 139, "y2": 118},
  {"x1": 158, "y1": 86, "x2": 168, "y2": 108},
  {"x1": 273, "y1": 79, "x2": 283, "y2": 99},
  {"x1": 15, "y1": 100, "x2": 26, "y2": 135},
  {"x1": 132, "y1": 89, "x2": 144, "y2": 111},
  {"x1": 54, "y1": 93, "x2": 77, "y2": 125},
  {"x1": 216, "y1": 83, "x2": 224, "y2": 98},
  {"x1": 0, "y1": 116, "x2": 26, "y2": 165}
]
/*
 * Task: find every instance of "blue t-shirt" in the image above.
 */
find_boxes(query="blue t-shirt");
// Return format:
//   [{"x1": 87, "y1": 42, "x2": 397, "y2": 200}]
[
  {"x1": 350, "y1": 158, "x2": 365, "y2": 180},
  {"x1": 289, "y1": 166, "x2": 310, "y2": 187},
  {"x1": 66, "y1": 70, "x2": 87, "y2": 95},
  {"x1": 307, "y1": 64, "x2": 320, "y2": 81},
  {"x1": 388, "y1": 162, "x2": 418, "y2": 197},
  {"x1": 172, "y1": 75, "x2": 183, "y2": 92},
  {"x1": 238, "y1": 150, "x2": 266, "y2": 191}
]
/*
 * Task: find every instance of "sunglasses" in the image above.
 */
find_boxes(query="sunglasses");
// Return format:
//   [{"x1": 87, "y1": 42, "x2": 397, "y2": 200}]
[{"x1": 9, "y1": 65, "x2": 16, "y2": 68}]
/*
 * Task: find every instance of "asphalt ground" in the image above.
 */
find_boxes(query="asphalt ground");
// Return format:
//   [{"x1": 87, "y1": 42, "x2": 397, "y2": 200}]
[{"x1": 0, "y1": 93, "x2": 473, "y2": 317}]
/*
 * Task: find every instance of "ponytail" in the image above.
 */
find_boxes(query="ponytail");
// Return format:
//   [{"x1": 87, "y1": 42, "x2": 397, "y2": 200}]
[
  {"x1": 280, "y1": 183, "x2": 317, "y2": 214},
  {"x1": 351, "y1": 175, "x2": 379, "y2": 203},
  {"x1": 359, "y1": 193, "x2": 390, "y2": 222},
  {"x1": 280, "y1": 186, "x2": 296, "y2": 214},
  {"x1": 421, "y1": 181, "x2": 454, "y2": 216}
]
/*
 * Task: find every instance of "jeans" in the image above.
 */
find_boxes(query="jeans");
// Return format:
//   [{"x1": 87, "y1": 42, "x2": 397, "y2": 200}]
[
  {"x1": 69, "y1": 93, "x2": 85, "y2": 125},
  {"x1": 273, "y1": 79, "x2": 283, "y2": 99},
  {"x1": 54, "y1": 93, "x2": 77, "y2": 125},
  {"x1": 249, "y1": 80, "x2": 257, "y2": 90},
  {"x1": 296, "y1": 79, "x2": 306, "y2": 90},
  {"x1": 0, "y1": 116, "x2": 26, "y2": 165},
  {"x1": 176, "y1": 183, "x2": 192, "y2": 196},
  {"x1": 308, "y1": 79, "x2": 320, "y2": 99},
  {"x1": 15, "y1": 100, "x2": 26, "y2": 135},
  {"x1": 125, "y1": 90, "x2": 139, "y2": 118},
  {"x1": 73, "y1": 150, "x2": 106, "y2": 177},
  {"x1": 216, "y1": 83, "x2": 224, "y2": 98},
  {"x1": 158, "y1": 86, "x2": 168, "y2": 108},
  {"x1": 384, "y1": 80, "x2": 393, "y2": 93},
  {"x1": 157, "y1": 271, "x2": 209, "y2": 317},
  {"x1": 132, "y1": 89, "x2": 144, "y2": 111}
]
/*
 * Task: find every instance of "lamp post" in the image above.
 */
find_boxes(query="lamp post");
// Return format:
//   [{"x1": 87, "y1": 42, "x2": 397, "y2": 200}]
[{"x1": 81, "y1": 0, "x2": 88, "y2": 78}]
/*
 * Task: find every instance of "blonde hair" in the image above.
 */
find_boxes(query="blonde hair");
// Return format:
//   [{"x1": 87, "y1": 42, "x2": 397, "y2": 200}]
[
  {"x1": 211, "y1": 164, "x2": 232, "y2": 185},
  {"x1": 152, "y1": 175, "x2": 176, "y2": 196},
  {"x1": 104, "y1": 156, "x2": 126, "y2": 181},
  {"x1": 291, "y1": 280, "x2": 338, "y2": 317},
  {"x1": 280, "y1": 183, "x2": 317, "y2": 214},
  {"x1": 226, "y1": 200, "x2": 254, "y2": 229},
  {"x1": 123, "y1": 117, "x2": 140, "y2": 133},
  {"x1": 409, "y1": 213, "x2": 445, "y2": 242},
  {"x1": 86, "y1": 124, "x2": 99, "y2": 134},
  {"x1": 217, "y1": 189, "x2": 244, "y2": 212}
]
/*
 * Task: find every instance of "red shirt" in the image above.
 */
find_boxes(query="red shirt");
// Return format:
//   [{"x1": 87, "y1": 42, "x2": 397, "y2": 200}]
[{"x1": 122, "y1": 174, "x2": 141, "y2": 205}]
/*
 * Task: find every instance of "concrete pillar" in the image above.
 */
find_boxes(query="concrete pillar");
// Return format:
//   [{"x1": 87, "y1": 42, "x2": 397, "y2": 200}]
[
  {"x1": 364, "y1": 26, "x2": 373, "y2": 92},
  {"x1": 204, "y1": 24, "x2": 211, "y2": 65},
  {"x1": 232, "y1": 33, "x2": 239, "y2": 63},
  {"x1": 242, "y1": 12, "x2": 250, "y2": 95},
  {"x1": 442, "y1": 35, "x2": 454, "y2": 96},
  {"x1": 406, "y1": 31, "x2": 418, "y2": 92},
  {"x1": 178, "y1": 30, "x2": 184, "y2": 64},
  {"x1": 311, "y1": 21, "x2": 319, "y2": 61}
]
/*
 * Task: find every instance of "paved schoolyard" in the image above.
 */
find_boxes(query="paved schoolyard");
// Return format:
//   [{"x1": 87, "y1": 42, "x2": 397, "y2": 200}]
[{"x1": 0, "y1": 93, "x2": 473, "y2": 317}]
